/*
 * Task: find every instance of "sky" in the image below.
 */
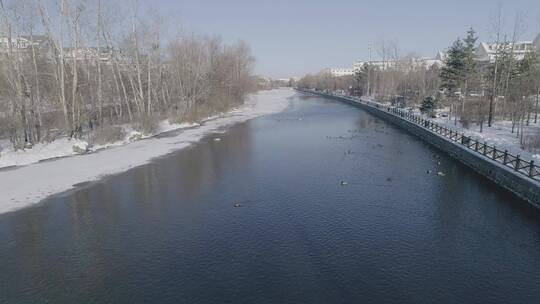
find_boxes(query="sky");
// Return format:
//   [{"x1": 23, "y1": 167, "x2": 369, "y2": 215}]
[{"x1": 151, "y1": 0, "x2": 540, "y2": 78}]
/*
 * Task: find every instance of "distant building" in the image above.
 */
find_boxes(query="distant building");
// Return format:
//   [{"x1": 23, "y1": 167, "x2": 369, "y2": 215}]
[
  {"x1": 276, "y1": 77, "x2": 300, "y2": 82},
  {"x1": 0, "y1": 35, "x2": 49, "y2": 54},
  {"x1": 353, "y1": 60, "x2": 395, "y2": 71},
  {"x1": 0, "y1": 35, "x2": 131, "y2": 65},
  {"x1": 63, "y1": 47, "x2": 134, "y2": 66},
  {"x1": 417, "y1": 57, "x2": 444, "y2": 69},
  {"x1": 352, "y1": 53, "x2": 444, "y2": 72},
  {"x1": 476, "y1": 33, "x2": 540, "y2": 62},
  {"x1": 330, "y1": 67, "x2": 355, "y2": 77},
  {"x1": 435, "y1": 51, "x2": 447, "y2": 62},
  {"x1": 64, "y1": 47, "x2": 114, "y2": 62}
]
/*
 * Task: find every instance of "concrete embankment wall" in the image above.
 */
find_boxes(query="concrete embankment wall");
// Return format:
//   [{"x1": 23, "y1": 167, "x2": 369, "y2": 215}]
[{"x1": 302, "y1": 90, "x2": 540, "y2": 207}]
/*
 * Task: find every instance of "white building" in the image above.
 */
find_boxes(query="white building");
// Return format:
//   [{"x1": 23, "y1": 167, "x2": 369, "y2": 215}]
[
  {"x1": 353, "y1": 60, "x2": 395, "y2": 71},
  {"x1": 0, "y1": 35, "x2": 48, "y2": 53},
  {"x1": 63, "y1": 47, "x2": 132, "y2": 66},
  {"x1": 328, "y1": 32, "x2": 540, "y2": 77},
  {"x1": 418, "y1": 58, "x2": 444, "y2": 69},
  {"x1": 330, "y1": 67, "x2": 355, "y2": 77},
  {"x1": 352, "y1": 54, "x2": 443, "y2": 72},
  {"x1": 476, "y1": 33, "x2": 540, "y2": 62},
  {"x1": 435, "y1": 51, "x2": 447, "y2": 62}
]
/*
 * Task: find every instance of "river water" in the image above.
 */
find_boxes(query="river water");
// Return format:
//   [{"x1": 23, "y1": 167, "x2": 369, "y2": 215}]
[{"x1": 1, "y1": 93, "x2": 540, "y2": 303}]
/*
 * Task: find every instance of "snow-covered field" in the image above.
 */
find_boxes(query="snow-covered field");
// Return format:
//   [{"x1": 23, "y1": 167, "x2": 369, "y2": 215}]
[{"x1": 0, "y1": 88, "x2": 295, "y2": 215}]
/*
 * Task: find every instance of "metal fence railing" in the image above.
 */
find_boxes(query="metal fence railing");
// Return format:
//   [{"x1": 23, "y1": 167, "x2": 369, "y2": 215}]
[{"x1": 299, "y1": 89, "x2": 540, "y2": 182}]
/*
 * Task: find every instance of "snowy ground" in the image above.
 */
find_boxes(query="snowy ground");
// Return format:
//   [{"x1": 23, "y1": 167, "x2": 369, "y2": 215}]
[
  {"x1": 0, "y1": 117, "x2": 203, "y2": 169},
  {"x1": 432, "y1": 112, "x2": 540, "y2": 161},
  {"x1": 0, "y1": 88, "x2": 295, "y2": 215}
]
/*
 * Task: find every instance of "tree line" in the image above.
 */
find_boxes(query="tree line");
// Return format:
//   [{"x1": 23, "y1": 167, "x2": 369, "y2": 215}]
[
  {"x1": 297, "y1": 14, "x2": 540, "y2": 149},
  {"x1": 297, "y1": 51, "x2": 442, "y2": 107},
  {"x1": 0, "y1": 0, "x2": 256, "y2": 150}
]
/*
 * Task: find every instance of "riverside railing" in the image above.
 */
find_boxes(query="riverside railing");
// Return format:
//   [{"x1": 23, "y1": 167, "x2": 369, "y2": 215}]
[{"x1": 299, "y1": 89, "x2": 540, "y2": 182}]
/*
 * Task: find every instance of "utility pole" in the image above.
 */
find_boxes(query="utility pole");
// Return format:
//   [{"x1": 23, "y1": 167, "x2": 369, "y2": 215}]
[
  {"x1": 534, "y1": 91, "x2": 540, "y2": 123},
  {"x1": 367, "y1": 44, "x2": 371, "y2": 97}
]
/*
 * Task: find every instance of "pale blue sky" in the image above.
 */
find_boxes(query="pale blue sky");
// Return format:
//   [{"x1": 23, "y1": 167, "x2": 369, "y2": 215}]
[{"x1": 151, "y1": 0, "x2": 540, "y2": 78}]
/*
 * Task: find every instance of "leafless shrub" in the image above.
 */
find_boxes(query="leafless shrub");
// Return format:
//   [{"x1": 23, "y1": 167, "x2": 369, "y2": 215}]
[
  {"x1": 88, "y1": 125, "x2": 126, "y2": 146},
  {"x1": 522, "y1": 133, "x2": 540, "y2": 153},
  {"x1": 134, "y1": 115, "x2": 159, "y2": 136}
]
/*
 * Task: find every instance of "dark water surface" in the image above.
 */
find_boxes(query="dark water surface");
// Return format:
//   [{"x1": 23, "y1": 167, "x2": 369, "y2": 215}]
[{"x1": 1, "y1": 94, "x2": 540, "y2": 303}]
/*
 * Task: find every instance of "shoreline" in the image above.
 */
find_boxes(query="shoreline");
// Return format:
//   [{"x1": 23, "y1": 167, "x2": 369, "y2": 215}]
[
  {"x1": 298, "y1": 89, "x2": 540, "y2": 206},
  {"x1": 0, "y1": 88, "x2": 295, "y2": 215}
]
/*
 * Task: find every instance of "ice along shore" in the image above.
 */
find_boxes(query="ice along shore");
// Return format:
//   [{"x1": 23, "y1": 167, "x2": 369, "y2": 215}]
[{"x1": 0, "y1": 88, "x2": 295, "y2": 215}]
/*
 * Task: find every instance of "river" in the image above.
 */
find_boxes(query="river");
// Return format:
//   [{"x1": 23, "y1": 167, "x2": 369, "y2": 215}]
[{"x1": 1, "y1": 93, "x2": 540, "y2": 303}]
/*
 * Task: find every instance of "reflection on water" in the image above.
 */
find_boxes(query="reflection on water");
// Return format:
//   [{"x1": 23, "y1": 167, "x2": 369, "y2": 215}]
[{"x1": 1, "y1": 95, "x2": 540, "y2": 303}]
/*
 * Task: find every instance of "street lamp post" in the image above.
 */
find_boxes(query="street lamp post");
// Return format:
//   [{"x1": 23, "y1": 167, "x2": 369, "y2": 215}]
[{"x1": 367, "y1": 44, "x2": 372, "y2": 97}]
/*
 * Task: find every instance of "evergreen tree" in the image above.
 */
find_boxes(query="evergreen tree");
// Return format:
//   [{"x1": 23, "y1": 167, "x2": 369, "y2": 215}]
[
  {"x1": 456, "y1": 28, "x2": 480, "y2": 118},
  {"x1": 518, "y1": 50, "x2": 537, "y2": 78},
  {"x1": 463, "y1": 28, "x2": 478, "y2": 95},
  {"x1": 420, "y1": 96, "x2": 436, "y2": 115},
  {"x1": 440, "y1": 39, "x2": 466, "y2": 93},
  {"x1": 354, "y1": 69, "x2": 363, "y2": 92},
  {"x1": 440, "y1": 38, "x2": 467, "y2": 124}
]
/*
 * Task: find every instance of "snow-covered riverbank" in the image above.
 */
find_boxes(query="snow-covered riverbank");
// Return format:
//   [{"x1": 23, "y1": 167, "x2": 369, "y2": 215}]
[
  {"x1": 361, "y1": 94, "x2": 540, "y2": 162},
  {"x1": 432, "y1": 115, "x2": 540, "y2": 161},
  {"x1": 0, "y1": 88, "x2": 295, "y2": 215},
  {"x1": 0, "y1": 114, "x2": 221, "y2": 169}
]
